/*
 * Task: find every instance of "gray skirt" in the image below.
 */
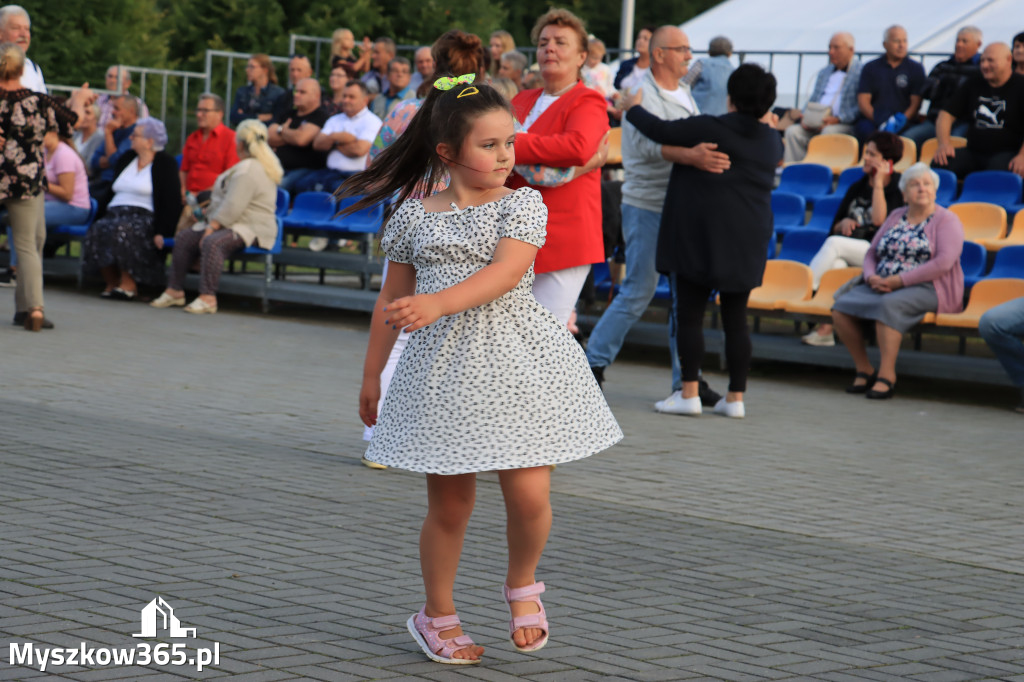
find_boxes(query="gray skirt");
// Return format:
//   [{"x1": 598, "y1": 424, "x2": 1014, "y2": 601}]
[{"x1": 832, "y1": 281, "x2": 938, "y2": 333}]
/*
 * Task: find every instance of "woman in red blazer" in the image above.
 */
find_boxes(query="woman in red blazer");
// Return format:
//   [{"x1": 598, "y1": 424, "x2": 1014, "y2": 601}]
[{"x1": 508, "y1": 9, "x2": 609, "y2": 326}]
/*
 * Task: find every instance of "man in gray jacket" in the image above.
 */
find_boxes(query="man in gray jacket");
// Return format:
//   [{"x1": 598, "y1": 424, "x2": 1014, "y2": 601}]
[{"x1": 587, "y1": 25, "x2": 728, "y2": 411}]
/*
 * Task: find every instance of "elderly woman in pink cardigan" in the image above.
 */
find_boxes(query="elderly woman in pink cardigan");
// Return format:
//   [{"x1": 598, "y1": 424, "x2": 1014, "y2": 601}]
[{"x1": 832, "y1": 163, "x2": 964, "y2": 399}]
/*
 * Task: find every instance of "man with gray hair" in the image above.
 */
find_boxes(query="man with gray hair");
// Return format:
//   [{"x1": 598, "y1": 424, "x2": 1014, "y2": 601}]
[
  {"x1": 783, "y1": 32, "x2": 862, "y2": 163},
  {"x1": 499, "y1": 51, "x2": 528, "y2": 90},
  {"x1": 683, "y1": 35, "x2": 735, "y2": 115},
  {"x1": 89, "y1": 95, "x2": 142, "y2": 200},
  {"x1": 854, "y1": 25, "x2": 925, "y2": 141},
  {"x1": 903, "y1": 26, "x2": 983, "y2": 147},
  {"x1": 587, "y1": 25, "x2": 726, "y2": 410},
  {"x1": 370, "y1": 57, "x2": 414, "y2": 119},
  {"x1": 409, "y1": 46, "x2": 434, "y2": 93},
  {"x1": 0, "y1": 5, "x2": 44, "y2": 91},
  {"x1": 362, "y1": 37, "x2": 396, "y2": 95}
]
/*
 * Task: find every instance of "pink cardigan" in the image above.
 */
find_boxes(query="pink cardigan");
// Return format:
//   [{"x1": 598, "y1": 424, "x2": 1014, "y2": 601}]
[{"x1": 863, "y1": 205, "x2": 965, "y2": 314}]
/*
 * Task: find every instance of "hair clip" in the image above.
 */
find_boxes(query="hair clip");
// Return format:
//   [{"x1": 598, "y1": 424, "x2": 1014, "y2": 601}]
[
  {"x1": 456, "y1": 86, "x2": 479, "y2": 98},
  {"x1": 434, "y1": 73, "x2": 476, "y2": 91}
]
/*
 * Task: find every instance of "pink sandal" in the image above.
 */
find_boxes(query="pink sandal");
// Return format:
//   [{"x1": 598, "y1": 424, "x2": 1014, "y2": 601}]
[
  {"x1": 502, "y1": 581, "x2": 549, "y2": 652},
  {"x1": 407, "y1": 606, "x2": 481, "y2": 665}
]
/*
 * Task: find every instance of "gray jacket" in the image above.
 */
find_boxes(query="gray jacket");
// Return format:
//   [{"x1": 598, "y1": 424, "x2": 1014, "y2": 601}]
[
  {"x1": 207, "y1": 158, "x2": 279, "y2": 249},
  {"x1": 621, "y1": 71, "x2": 699, "y2": 213}
]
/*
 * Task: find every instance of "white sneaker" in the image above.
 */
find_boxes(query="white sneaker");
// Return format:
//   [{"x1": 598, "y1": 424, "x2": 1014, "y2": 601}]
[
  {"x1": 308, "y1": 237, "x2": 329, "y2": 252},
  {"x1": 183, "y1": 298, "x2": 218, "y2": 314},
  {"x1": 801, "y1": 330, "x2": 835, "y2": 347},
  {"x1": 654, "y1": 391, "x2": 702, "y2": 416},
  {"x1": 713, "y1": 397, "x2": 745, "y2": 419}
]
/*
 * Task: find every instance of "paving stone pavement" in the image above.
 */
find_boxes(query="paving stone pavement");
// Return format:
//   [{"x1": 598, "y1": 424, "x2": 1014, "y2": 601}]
[{"x1": 1, "y1": 287, "x2": 1023, "y2": 681}]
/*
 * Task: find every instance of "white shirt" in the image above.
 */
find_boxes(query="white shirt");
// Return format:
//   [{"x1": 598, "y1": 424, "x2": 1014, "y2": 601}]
[
  {"x1": 662, "y1": 84, "x2": 697, "y2": 114},
  {"x1": 108, "y1": 158, "x2": 154, "y2": 211},
  {"x1": 817, "y1": 70, "x2": 846, "y2": 107},
  {"x1": 619, "y1": 65, "x2": 649, "y2": 92},
  {"x1": 320, "y1": 107, "x2": 383, "y2": 172},
  {"x1": 522, "y1": 93, "x2": 560, "y2": 131},
  {"x1": 20, "y1": 57, "x2": 46, "y2": 93}
]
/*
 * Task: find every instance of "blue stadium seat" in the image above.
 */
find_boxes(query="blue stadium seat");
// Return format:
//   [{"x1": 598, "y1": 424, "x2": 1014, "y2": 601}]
[
  {"x1": 959, "y1": 240, "x2": 986, "y2": 291},
  {"x1": 276, "y1": 188, "x2": 289, "y2": 217},
  {"x1": 803, "y1": 195, "x2": 843, "y2": 233},
  {"x1": 653, "y1": 274, "x2": 671, "y2": 300},
  {"x1": 282, "y1": 191, "x2": 334, "y2": 230},
  {"x1": 51, "y1": 198, "x2": 98, "y2": 238},
  {"x1": 767, "y1": 229, "x2": 777, "y2": 259},
  {"x1": 811, "y1": 166, "x2": 864, "y2": 204},
  {"x1": 954, "y1": 171, "x2": 1023, "y2": 211},
  {"x1": 964, "y1": 244, "x2": 1024, "y2": 289},
  {"x1": 336, "y1": 196, "x2": 385, "y2": 233},
  {"x1": 934, "y1": 168, "x2": 958, "y2": 207},
  {"x1": 771, "y1": 191, "x2": 806, "y2": 237},
  {"x1": 777, "y1": 229, "x2": 829, "y2": 265},
  {"x1": 775, "y1": 163, "x2": 832, "y2": 203}
]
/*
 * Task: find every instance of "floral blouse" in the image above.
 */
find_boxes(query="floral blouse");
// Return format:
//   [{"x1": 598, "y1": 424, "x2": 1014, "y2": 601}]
[
  {"x1": 0, "y1": 88, "x2": 76, "y2": 201},
  {"x1": 875, "y1": 214, "x2": 933, "y2": 277},
  {"x1": 369, "y1": 99, "x2": 576, "y2": 188}
]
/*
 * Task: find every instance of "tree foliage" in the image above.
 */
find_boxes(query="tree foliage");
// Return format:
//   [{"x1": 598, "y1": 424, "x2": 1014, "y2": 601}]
[{"x1": 25, "y1": 0, "x2": 722, "y2": 86}]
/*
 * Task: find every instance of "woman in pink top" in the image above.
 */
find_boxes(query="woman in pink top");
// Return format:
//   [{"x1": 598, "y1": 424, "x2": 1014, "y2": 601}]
[{"x1": 43, "y1": 130, "x2": 91, "y2": 226}]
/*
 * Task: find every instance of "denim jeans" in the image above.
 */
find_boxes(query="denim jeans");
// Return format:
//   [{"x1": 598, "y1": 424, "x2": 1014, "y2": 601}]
[
  {"x1": 586, "y1": 203, "x2": 681, "y2": 390},
  {"x1": 902, "y1": 119, "x2": 970, "y2": 148},
  {"x1": 44, "y1": 201, "x2": 90, "y2": 228},
  {"x1": 279, "y1": 168, "x2": 318, "y2": 196},
  {"x1": 979, "y1": 298, "x2": 1024, "y2": 387}
]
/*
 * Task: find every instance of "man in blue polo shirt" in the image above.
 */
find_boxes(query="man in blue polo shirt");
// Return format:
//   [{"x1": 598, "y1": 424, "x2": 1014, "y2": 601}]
[{"x1": 855, "y1": 25, "x2": 925, "y2": 141}]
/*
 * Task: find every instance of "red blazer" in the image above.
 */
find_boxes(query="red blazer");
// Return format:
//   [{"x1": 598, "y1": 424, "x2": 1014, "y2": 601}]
[{"x1": 509, "y1": 81, "x2": 608, "y2": 274}]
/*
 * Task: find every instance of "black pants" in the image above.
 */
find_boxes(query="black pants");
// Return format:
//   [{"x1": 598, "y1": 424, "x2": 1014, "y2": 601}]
[
  {"x1": 674, "y1": 274, "x2": 751, "y2": 393},
  {"x1": 932, "y1": 148, "x2": 1015, "y2": 180}
]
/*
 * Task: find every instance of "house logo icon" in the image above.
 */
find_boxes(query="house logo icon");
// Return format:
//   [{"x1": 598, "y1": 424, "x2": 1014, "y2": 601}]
[{"x1": 132, "y1": 597, "x2": 197, "y2": 638}]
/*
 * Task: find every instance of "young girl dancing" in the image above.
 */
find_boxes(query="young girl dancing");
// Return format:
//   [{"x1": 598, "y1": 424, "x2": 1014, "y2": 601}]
[{"x1": 344, "y1": 75, "x2": 622, "y2": 664}]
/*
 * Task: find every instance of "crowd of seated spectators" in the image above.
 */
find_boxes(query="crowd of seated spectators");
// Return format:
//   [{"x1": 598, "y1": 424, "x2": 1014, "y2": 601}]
[{"x1": 6, "y1": 8, "x2": 1024, "y2": 411}]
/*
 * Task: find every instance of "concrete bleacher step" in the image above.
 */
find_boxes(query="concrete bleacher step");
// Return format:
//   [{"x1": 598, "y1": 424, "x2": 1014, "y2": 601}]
[{"x1": 578, "y1": 315, "x2": 1012, "y2": 387}]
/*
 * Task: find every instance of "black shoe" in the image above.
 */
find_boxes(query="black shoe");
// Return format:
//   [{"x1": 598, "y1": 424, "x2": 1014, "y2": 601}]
[
  {"x1": 591, "y1": 365, "x2": 605, "y2": 390},
  {"x1": 846, "y1": 371, "x2": 877, "y2": 394},
  {"x1": 698, "y1": 379, "x2": 722, "y2": 407},
  {"x1": 11, "y1": 312, "x2": 54, "y2": 329},
  {"x1": 0, "y1": 268, "x2": 15, "y2": 288},
  {"x1": 108, "y1": 287, "x2": 137, "y2": 301},
  {"x1": 865, "y1": 377, "x2": 895, "y2": 400}
]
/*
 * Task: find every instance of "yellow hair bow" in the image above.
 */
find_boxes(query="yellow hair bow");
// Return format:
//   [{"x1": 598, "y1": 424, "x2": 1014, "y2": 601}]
[{"x1": 433, "y1": 73, "x2": 476, "y2": 91}]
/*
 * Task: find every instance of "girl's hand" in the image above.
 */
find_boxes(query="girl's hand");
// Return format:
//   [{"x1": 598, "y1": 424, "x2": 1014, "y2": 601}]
[
  {"x1": 359, "y1": 379, "x2": 381, "y2": 427},
  {"x1": 384, "y1": 293, "x2": 443, "y2": 332},
  {"x1": 153, "y1": 234, "x2": 164, "y2": 249}
]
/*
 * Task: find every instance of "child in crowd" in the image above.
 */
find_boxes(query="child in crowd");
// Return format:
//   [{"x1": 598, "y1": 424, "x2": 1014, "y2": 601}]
[{"x1": 344, "y1": 74, "x2": 622, "y2": 664}]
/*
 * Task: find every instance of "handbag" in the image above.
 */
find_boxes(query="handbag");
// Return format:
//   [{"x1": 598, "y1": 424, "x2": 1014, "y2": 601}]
[{"x1": 801, "y1": 101, "x2": 831, "y2": 131}]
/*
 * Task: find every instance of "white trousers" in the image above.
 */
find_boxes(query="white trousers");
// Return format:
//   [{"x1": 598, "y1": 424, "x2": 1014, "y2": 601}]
[
  {"x1": 809, "y1": 235, "x2": 870, "y2": 290},
  {"x1": 532, "y1": 264, "x2": 592, "y2": 326}
]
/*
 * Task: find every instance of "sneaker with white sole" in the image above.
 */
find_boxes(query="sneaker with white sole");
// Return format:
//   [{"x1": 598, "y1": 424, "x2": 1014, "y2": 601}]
[
  {"x1": 801, "y1": 330, "x2": 835, "y2": 347},
  {"x1": 713, "y1": 397, "x2": 745, "y2": 418},
  {"x1": 654, "y1": 390, "x2": 702, "y2": 415}
]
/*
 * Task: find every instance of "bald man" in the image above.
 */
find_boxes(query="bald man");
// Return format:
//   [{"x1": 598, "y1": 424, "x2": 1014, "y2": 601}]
[
  {"x1": 588, "y1": 25, "x2": 727, "y2": 409},
  {"x1": 903, "y1": 26, "x2": 982, "y2": 147},
  {"x1": 783, "y1": 32, "x2": 862, "y2": 163},
  {"x1": 933, "y1": 42, "x2": 1024, "y2": 178},
  {"x1": 269, "y1": 77, "x2": 329, "y2": 193}
]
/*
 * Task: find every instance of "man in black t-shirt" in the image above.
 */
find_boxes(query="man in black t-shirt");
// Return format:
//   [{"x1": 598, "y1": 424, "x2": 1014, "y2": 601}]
[
  {"x1": 933, "y1": 43, "x2": 1024, "y2": 178},
  {"x1": 268, "y1": 78, "x2": 328, "y2": 194}
]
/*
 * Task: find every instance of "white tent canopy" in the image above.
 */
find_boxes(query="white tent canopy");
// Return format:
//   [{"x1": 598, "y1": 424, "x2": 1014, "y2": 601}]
[{"x1": 679, "y1": 0, "x2": 1023, "y2": 108}]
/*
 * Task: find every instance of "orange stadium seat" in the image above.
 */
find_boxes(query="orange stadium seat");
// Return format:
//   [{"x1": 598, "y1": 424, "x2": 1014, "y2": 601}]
[
  {"x1": 893, "y1": 137, "x2": 917, "y2": 172},
  {"x1": 747, "y1": 260, "x2": 814, "y2": 310},
  {"x1": 934, "y1": 278, "x2": 1024, "y2": 329},
  {"x1": 949, "y1": 202, "x2": 1007, "y2": 244},
  {"x1": 978, "y1": 208, "x2": 1024, "y2": 251},
  {"x1": 799, "y1": 133, "x2": 860, "y2": 174},
  {"x1": 919, "y1": 136, "x2": 967, "y2": 165},
  {"x1": 605, "y1": 127, "x2": 622, "y2": 166},
  {"x1": 783, "y1": 267, "x2": 862, "y2": 316}
]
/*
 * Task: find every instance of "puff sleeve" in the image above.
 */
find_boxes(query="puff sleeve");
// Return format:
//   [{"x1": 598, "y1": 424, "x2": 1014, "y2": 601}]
[
  {"x1": 379, "y1": 200, "x2": 417, "y2": 264},
  {"x1": 499, "y1": 188, "x2": 547, "y2": 249}
]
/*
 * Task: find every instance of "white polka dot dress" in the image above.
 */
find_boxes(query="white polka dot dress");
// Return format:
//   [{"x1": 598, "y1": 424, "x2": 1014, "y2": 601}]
[{"x1": 364, "y1": 187, "x2": 622, "y2": 474}]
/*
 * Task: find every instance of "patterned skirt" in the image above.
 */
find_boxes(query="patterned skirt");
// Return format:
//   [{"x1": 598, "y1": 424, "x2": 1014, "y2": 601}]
[{"x1": 82, "y1": 206, "x2": 166, "y2": 288}]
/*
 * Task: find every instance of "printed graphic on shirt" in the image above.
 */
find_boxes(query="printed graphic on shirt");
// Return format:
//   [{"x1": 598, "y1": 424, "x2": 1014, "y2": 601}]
[
  {"x1": 895, "y1": 74, "x2": 909, "y2": 89},
  {"x1": 975, "y1": 96, "x2": 1007, "y2": 129}
]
